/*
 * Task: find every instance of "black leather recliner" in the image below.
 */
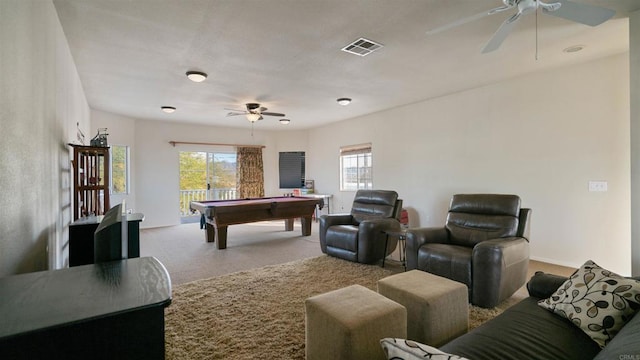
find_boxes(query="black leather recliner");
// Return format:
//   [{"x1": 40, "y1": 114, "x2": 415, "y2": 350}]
[
  {"x1": 406, "y1": 194, "x2": 531, "y2": 308},
  {"x1": 319, "y1": 190, "x2": 402, "y2": 264}
]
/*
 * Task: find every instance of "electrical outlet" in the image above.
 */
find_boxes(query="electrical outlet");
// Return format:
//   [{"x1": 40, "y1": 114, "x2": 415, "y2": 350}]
[{"x1": 588, "y1": 181, "x2": 608, "y2": 192}]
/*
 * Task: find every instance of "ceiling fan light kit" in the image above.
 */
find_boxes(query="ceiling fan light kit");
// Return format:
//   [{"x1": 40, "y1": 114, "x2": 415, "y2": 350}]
[
  {"x1": 226, "y1": 103, "x2": 286, "y2": 124},
  {"x1": 186, "y1": 70, "x2": 208, "y2": 82},
  {"x1": 426, "y1": 0, "x2": 615, "y2": 54},
  {"x1": 246, "y1": 113, "x2": 262, "y2": 122},
  {"x1": 161, "y1": 106, "x2": 176, "y2": 113},
  {"x1": 337, "y1": 98, "x2": 352, "y2": 106}
]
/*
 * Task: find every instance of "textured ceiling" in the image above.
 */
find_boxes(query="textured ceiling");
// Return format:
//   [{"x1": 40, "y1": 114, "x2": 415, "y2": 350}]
[{"x1": 53, "y1": 0, "x2": 639, "y2": 130}]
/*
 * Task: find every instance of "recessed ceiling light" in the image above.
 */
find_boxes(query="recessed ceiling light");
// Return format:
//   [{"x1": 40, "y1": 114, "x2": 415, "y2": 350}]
[
  {"x1": 186, "y1": 70, "x2": 207, "y2": 82},
  {"x1": 563, "y1": 45, "x2": 585, "y2": 53},
  {"x1": 337, "y1": 98, "x2": 352, "y2": 106},
  {"x1": 279, "y1": 118, "x2": 291, "y2": 125},
  {"x1": 161, "y1": 106, "x2": 176, "y2": 113}
]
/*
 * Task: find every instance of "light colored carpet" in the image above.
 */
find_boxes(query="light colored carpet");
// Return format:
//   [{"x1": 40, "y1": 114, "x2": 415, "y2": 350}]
[
  {"x1": 164, "y1": 255, "x2": 518, "y2": 360},
  {"x1": 141, "y1": 221, "x2": 327, "y2": 285}
]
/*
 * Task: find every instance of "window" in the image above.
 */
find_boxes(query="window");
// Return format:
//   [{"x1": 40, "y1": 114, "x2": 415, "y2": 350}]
[
  {"x1": 340, "y1": 143, "x2": 372, "y2": 191},
  {"x1": 111, "y1": 145, "x2": 129, "y2": 194}
]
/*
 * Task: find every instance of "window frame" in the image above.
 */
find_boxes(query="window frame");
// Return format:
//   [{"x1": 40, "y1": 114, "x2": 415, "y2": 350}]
[
  {"x1": 339, "y1": 143, "x2": 372, "y2": 191},
  {"x1": 110, "y1": 144, "x2": 130, "y2": 195}
]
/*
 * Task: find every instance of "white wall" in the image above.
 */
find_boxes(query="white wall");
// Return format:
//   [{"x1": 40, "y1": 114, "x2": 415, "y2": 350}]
[
  {"x1": 0, "y1": 0, "x2": 90, "y2": 275},
  {"x1": 308, "y1": 54, "x2": 631, "y2": 275}
]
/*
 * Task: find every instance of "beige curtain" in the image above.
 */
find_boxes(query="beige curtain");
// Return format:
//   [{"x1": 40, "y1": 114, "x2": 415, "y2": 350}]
[{"x1": 236, "y1": 147, "x2": 264, "y2": 198}]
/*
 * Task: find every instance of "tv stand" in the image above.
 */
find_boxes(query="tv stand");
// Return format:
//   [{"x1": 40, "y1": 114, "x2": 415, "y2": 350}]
[
  {"x1": 69, "y1": 212, "x2": 144, "y2": 266},
  {"x1": 0, "y1": 257, "x2": 171, "y2": 360}
]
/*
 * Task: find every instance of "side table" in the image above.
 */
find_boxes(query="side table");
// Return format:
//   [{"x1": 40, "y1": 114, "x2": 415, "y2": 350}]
[{"x1": 383, "y1": 228, "x2": 407, "y2": 269}]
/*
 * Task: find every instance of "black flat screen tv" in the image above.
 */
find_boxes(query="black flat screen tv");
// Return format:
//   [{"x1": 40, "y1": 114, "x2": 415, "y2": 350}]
[
  {"x1": 279, "y1": 151, "x2": 305, "y2": 189},
  {"x1": 94, "y1": 202, "x2": 129, "y2": 263}
]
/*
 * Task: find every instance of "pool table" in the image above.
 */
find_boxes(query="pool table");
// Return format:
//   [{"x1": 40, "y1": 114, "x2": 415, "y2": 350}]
[{"x1": 190, "y1": 196, "x2": 324, "y2": 249}]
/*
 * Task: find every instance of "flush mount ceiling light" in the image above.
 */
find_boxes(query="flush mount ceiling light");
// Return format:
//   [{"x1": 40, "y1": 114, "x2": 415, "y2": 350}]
[
  {"x1": 246, "y1": 113, "x2": 262, "y2": 123},
  {"x1": 186, "y1": 70, "x2": 207, "y2": 82},
  {"x1": 563, "y1": 45, "x2": 585, "y2": 53},
  {"x1": 161, "y1": 106, "x2": 176, "y2": 113},
  {"x1": 279, "y1": 118, "x2": 291, "y2": 125},
  {"x1": 337, "y1": 98, "x2": 352, "y2": 106}
]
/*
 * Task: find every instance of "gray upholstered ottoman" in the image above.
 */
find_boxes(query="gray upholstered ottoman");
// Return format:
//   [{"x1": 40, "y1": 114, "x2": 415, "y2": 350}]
[
  {"x1": 305, "y1": 284, "x2": 407, "y2": 360},
  {"x1": 377, "y1": 270, "x2": 468, "y2": 346}
]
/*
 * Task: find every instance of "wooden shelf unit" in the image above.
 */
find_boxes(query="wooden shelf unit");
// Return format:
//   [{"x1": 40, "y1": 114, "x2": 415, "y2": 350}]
[{"x1": 70, "y1": 144, "x2": 110, "y2": 221}]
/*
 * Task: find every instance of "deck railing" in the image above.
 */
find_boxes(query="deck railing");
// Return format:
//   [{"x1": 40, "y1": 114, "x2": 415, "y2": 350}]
[{"x1": 179, "y1": 188, "x2": 237, "y2": 216}]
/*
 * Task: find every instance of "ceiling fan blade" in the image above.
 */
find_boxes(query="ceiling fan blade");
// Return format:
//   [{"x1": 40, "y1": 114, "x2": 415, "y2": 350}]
[
  {"x1": 226, "y1": 112, "x2": 245, "y2": 117},
  {"x1": 482, "y1": 12, "x2": 522, "y2": 54},
  {"x1": 542, "y1": 0, "x2": 615, "y2": 26},
  {"x1": 260, "y1": 111, "x2": 286, "y2": 117},
  {"x1": 426, "y1": 4, "x2": 515, "y2": 35}
]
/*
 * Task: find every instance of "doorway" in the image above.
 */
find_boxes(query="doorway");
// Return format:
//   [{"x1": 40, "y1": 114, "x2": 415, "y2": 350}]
[{"x1": 179, "y1": 151, "x2": 237, "y2": 222}]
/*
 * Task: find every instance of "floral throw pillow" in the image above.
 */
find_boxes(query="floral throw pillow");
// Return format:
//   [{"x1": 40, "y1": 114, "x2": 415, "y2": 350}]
[
  {"x1": 538, "y1": 260, "x2": 640, "y2": 348},
  {"x1": 380, "y1": 338, "x2": 469, "y2": 360}
]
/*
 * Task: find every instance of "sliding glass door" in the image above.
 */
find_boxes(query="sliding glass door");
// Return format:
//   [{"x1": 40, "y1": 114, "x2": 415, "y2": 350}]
[
  {"x1": 206, "y1": 152, "x2": 237, "y2": 200},
  {"x1": 179, "y1": 151, "x2": 237, "y2": 218}
]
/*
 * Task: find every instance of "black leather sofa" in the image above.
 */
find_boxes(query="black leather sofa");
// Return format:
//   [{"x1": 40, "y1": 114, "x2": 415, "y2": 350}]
[{"x1": 439, "y1": 272, "x2": 640, "y2": 360}]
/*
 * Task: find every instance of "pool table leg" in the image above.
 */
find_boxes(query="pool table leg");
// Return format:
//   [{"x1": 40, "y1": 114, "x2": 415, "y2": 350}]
[
  {"x1": 283, "y1": 217, "x2": 312, "y2": 235},
  {"x1": 216, "y1": 226, "x2": 228, "y2": 249},
  {"x1": 284, "y1": 219, "x2": 294, "y2": 231},
  {"x1": 205, "y1": 221, "x2": 228, "y2": 249},
  {"x1": 205, "y1": 223, "x2": 216, "y2": 243},
  {"x1": 301, "y1": 216, "x2": 312, "y2": 236}
]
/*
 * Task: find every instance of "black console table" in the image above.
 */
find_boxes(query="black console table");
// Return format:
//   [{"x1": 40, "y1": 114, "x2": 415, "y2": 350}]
[
  {"x1": 0, "y1": 257, "x2": 172, "y2": 360},
  {"x1": 69, "y1": 213, "x2": 144, "y2": 266}
]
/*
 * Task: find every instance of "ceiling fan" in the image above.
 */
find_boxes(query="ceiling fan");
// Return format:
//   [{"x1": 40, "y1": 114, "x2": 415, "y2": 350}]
[
  {"x1": 226, "y1": 103, "x2": 285, "y2": 123},
  {"x1": 426, "y1": 0, "x2": 615, "y2": 53}
]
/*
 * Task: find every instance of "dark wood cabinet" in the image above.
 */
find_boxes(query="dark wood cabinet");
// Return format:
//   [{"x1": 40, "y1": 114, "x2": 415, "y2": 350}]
[{"x1": 70, "y1": 144, "x2": 110, "y2": 220}]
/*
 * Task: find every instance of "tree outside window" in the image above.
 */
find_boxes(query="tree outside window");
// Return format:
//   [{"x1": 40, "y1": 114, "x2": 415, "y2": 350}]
[
  {"x1": 178, "y1": 151, "x2": 237, "y2": 216},
  {"x1": 111, "y1": 145, "x2": 129, "y2": 194}
]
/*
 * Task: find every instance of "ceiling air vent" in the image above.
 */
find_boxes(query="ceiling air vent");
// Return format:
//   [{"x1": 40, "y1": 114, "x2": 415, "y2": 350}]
[{"x1": 341, "y1": 37, "x2": 383, "y2": 57}]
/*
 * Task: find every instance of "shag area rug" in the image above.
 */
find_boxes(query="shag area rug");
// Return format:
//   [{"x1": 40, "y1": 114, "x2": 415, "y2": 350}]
[{"x1": 165, "y1": 255, "x2": 512, "y2": 360}]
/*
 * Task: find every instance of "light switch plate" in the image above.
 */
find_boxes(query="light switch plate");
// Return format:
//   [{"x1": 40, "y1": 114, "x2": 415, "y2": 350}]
[{"x1": 588, "y1": 181, "x2": 608, "y2": 192}]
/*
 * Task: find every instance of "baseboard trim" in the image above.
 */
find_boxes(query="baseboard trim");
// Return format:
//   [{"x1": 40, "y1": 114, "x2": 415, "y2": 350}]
[{"x1": 530, "y1": 256, "x2": 580, "y2": 270}]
